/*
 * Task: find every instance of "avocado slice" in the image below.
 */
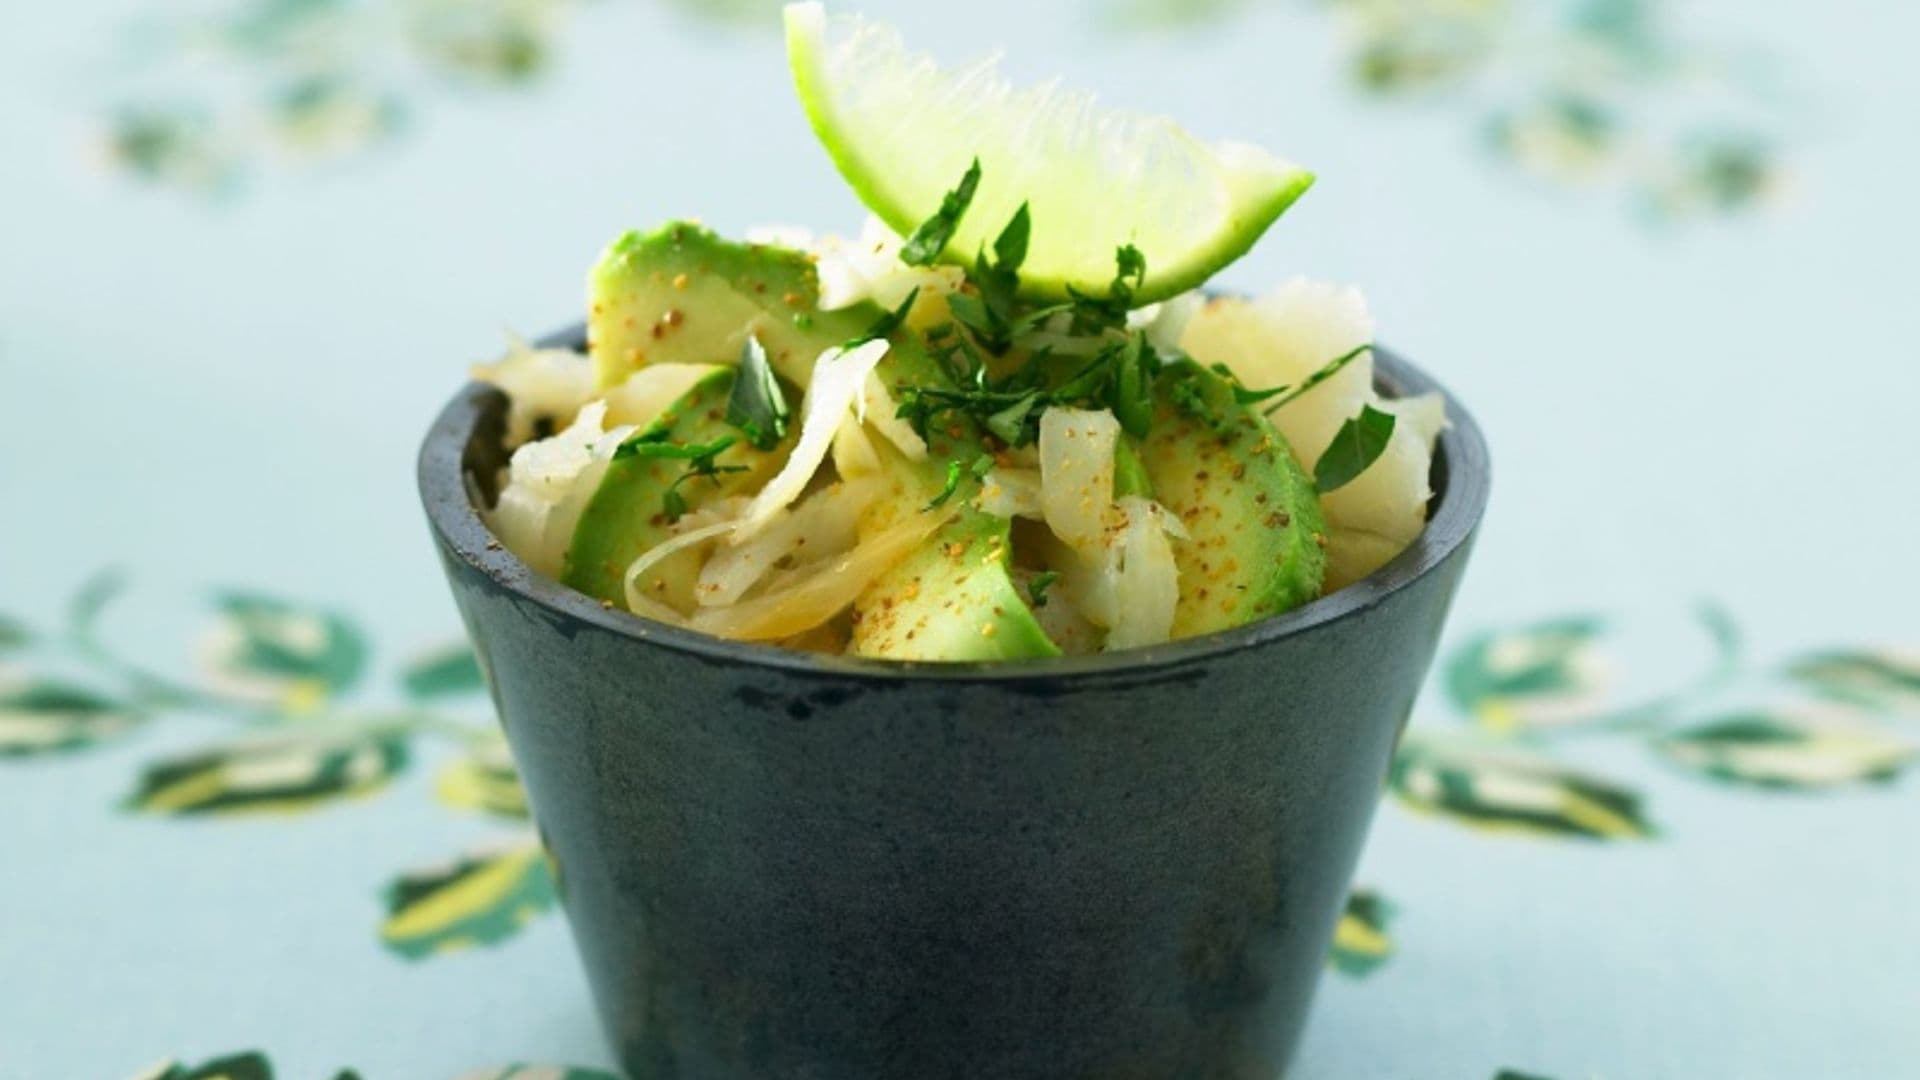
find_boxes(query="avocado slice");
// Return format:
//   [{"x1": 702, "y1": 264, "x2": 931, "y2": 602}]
[
  {"x1": 848, "y1": 340, "x2": 1060, "y2": 662},
  {"x1": 589, "y1": 222, "x2": 845, "y2": 390},
  {"x1": 1145, "y1": 362, "x2": 1326, "y2": 638},
  {"x1": 849, "y1": 458, "x2": 1062, "y2": 661},
  {"x1": 579, "y1": 223, "x2": 1057, "y2": 659},
  {"x1": 562, "y1": 369, "x2": 789, "y2": 610}
]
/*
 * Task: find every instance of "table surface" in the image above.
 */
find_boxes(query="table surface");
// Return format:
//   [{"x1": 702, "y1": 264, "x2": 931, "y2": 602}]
[{"x1": 3, "y1": 1, "x2": 1916, "y2": 1078}]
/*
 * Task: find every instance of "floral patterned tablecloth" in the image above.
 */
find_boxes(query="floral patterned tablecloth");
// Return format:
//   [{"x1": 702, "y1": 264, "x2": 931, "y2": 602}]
[{"x1": 3, "y1": 1, "x2": 1915, "y2": 1078}]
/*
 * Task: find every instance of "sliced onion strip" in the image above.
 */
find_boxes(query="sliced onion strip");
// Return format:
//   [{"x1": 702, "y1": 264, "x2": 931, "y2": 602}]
[
  {"x1": 689, "y1": 511, "x2": 950, "y2": 641},
  {"x1": 621, "y1": 520, "x2": 741, "y2": 615},
  {"x1": 737, "y1": 338, "x2": 890, "y2": 540},
  {"x1": 696, "y1": 479, "x2": 882, "y2": 607}
]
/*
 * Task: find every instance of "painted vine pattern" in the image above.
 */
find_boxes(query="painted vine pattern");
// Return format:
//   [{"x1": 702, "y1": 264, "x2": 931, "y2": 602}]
[
  {"x1": 130, "y1": 1053, "x2": 619, "y2": 1079},
  {"x1": 128, "y1": 1051, "x2": 1570, "y2": 1079},
  {"x1": 3, "y1": 574, "x2": 1913, "y2": 977},
  {"x1": 95, "y1": 0, "x2": 1790, "y2": 218}
]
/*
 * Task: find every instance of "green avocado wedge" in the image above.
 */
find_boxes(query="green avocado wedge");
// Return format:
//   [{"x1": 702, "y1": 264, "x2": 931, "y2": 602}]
[
  {"x1": 576, "y1": 222, "x2": 1055, "y2": 659},
  {"x1": 589, "y1": 222, "x2": 842, "y2": 390},
  {"x1": 1145, "y1": 361, "x2": 1326, "y2": 638},
  {"x1": 563, "y1": 370, "x2": 790, "y2": 611},
  {"x1": 849, "y1": 341, "x2": 1059, "y2": 662},
  {"x1": 849, "y1": 454, "x2": 1061, "y2": 662}
]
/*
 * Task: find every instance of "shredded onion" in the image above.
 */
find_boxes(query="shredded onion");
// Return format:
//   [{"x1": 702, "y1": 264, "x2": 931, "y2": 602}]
[
  {"x1": 737, "y1": 338, "x2": 891, "y2": 540},
  {"x1": 1019, "y1": 568, "x2": 1100, "y2": 655},
  {"x1": 486, "y1": 402, "x2": 634, "y2": 577},
  {"x1": 813, "y1": 216, "x2": 966, "y2": 314},
  {"x1": 621, "y1": 520, "x2": 741, "y2": 614},
  {"x1": 1320, "y1": 390, "x2": 1448, "y2": 590},
  {"x1": 1139, "y1": 292, "x2": 1202, "y2": 354},
  {"x1": 831, "y1": 413, "x2": 883, "y2": 478},
  {"x1": 1038, "y1": 407, "x2": 1120, "y2": 552},
  {"x1": 471, "y1": 334, "x2": 596, "y2": 448},
  {"x1": 1181, "y1": 280, "x2": 1375, "y2": 465},
  {"x1": 976, "y1": 467, "x2": 1044, "y2": 519},
  {"x1": 696, "y1": 480, "x2": 881, "y2": 607},
  {"x1": 689, "y1": 511, "x2": 950, "y2": 641},
  {"x1": 1104, "y1": 497, "x2": 1181, "y2": 650},
  {"x1": 602, "y1": 363, "x2": 722, "y2": 430}
]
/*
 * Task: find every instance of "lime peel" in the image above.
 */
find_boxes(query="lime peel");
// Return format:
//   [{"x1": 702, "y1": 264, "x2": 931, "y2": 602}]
[{"x1": 784, "y1": 2, "x2": 1313, "y2": 304}]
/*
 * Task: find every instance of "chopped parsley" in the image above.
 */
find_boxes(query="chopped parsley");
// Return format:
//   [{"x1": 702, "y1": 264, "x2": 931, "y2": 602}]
[
  {"x1": 1067, "y1": 243, "x2": 1146, "y2": 333},
  {"x1": 724, "y1": 336, "x2": 790, "y2": 450},
  {"x1": 924, "y1": 460, "x2": 964, "y2": 510},
  {"x1": 842, "y1": 286, "x2": 919, "y2": 354},
  {"x1": 614, "y1": 430, "x2": 749, "y2": 522},
  {"x1": 1027, "y1": 570, "x2": 1062, "y2": 608},
  {"x1": 901, "y1": 158, "x2": 981, "y2": 266},
  {"x1": 1314, "y1": 404, "x2": 1396, "y2": 492},
  {"x1": 948, "y1": 201, "x2": 1032, "y2": 354},
  {"x1": 1259, "y1": 343, "x2": 1373, "y2": 416}
]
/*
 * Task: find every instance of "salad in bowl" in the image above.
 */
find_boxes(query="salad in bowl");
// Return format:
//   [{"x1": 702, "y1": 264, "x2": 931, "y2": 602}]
[{"x1": 468, "y1": 1, "x2": 1445, "y2": 663}]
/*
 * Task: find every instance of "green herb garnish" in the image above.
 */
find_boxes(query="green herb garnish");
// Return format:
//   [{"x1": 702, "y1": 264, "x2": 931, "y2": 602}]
[
  {"x1": 1208, "y1": 362, "x2": 1289, "y2": 406},
  {"x1": 1027, "y1": 570, "x2": 1061, "y2": 609},
  {"x1": 888, "y1": 165, "x2": 1199, "y2": 447},
  {"x1": 614, "y1": 431, "x2": 750, "y2": 522},
  {"x1": 724, "y1": 337, "x2": 790, "y2": 450},
  {"x1": 985, "y1": 390, "x2": 1043, "y2": 445},
  {"x1": 1112, "y1": 436, "x2": 1154, "y2": 499},
  {"x1": 613, "y1": 431, "x2": 738, "y2": 462},
  {"x1": 1105, "y1": 334, "x2": 1160, "y2": 438},
  {"x1": 1260, "y1": 343, "x2": 1373, "y2": 416},
  {"x1": 948, "y1": 202, "x2": 1032, "y2": 354},
  {"x1": 924, "y1": 460, "x2": 964, "y2": 510},
  {"x1": 1314, "y1": 404, "x2": 1396, "y2": 492},
  {"x1": 1068, "y1": 243, "x2": 1146, "y2": 333},
  {"x1": 901, "y1": 158, "x2": 981, "y2": 266},
  {"x1": 846, "y1": 286, "x2": 920, "y2": 351}
]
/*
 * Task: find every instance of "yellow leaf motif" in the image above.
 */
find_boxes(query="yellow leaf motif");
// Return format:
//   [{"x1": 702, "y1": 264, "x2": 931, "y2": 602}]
[
  {"x1": 436, "y1": 735, "x2": 530, "y2": 819},
  {"x1": 1391, "y1": 739, "x2": 1655, "y2": 841},
  {"x1": 1657, "y1": 710, "x2": 1917, "y2": 790},
  {"x1": 127, "y1": 730, "x2": 408, "y2": 817},
  {"x1": 381, "y1": 840, "x2": 557, "y2": 960},
  {"x1": 1329, "y1": 889, "x2": 1395, "y2": 977},
  {"x1": 1445, "y1": 617, "x2": 1610, "y2": 732},
  {"x1": 194, "y1": 591, "x2": 367, "y2": 711}
]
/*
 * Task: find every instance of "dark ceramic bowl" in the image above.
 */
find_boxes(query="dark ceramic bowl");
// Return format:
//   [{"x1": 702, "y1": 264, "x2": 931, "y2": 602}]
[{"x1": 419, "y1": 329, "x2": 1489, "y2": 1080}]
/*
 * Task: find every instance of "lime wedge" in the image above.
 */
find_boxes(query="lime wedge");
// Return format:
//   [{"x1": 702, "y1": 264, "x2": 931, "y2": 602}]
[{"x1": 784, "y1": 2, "x2": 1314, "y2": 303}]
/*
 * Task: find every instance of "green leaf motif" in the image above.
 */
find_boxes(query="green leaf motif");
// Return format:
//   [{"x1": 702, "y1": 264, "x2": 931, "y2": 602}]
[
  {"x1": 381, "y1": 840, "x2": 557, "y2": 960},
  {"x1": 1390, "y1": 740, "x2": 1655, "y2": 840},
  {"x1": 199, "y1": 591, "x2": 368, "y2": 710},
  {"x1": 1328, "y1": 889, "x2": 1395, "y2": 978},
  {"x1": 1445, "y1": 616, "x2": 1609, "y2": 730},
  {"x1": 436, "y1": 735, "x2": 530, "y2": 819},
  {"x1": 400, "y1": 641, "x2": 487, "y2": 700},
  {"x1": 1657, "y1": 711, "x2": 1917, "y2": 790},
  {"x1": 126, "y1": 730, "x2": 408, "y2": 816},
  {"x1": 1492, "y1": 1071, "x2": 1558, "y2": 1080},
  {"x1": 0, "y1": 680, "x2": 143, "y2": 757},
  {"x1": 1785, "y1": 650, "x2": 1920, "y2": 713},
  {"x1": 128, "y1": 1052, "x2": 274, "y2": 1080},
  {"x1": 0, "y1": 613, "x2": 29, "y2": 650},
  {"x1": 451, "y1": 1060, "x2": 618, "y2": 1068},
  {"x1": 129, "y1": 1053, "x2": 362, "y2": 1080}
]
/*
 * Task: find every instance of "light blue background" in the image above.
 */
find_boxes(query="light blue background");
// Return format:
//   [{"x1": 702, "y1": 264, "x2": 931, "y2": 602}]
[{"x1": 2, "y1": 1, "x2": 1915, "y2": 1077}]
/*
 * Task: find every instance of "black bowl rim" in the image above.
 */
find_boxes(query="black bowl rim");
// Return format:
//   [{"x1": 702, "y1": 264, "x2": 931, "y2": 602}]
[{"x1": 419, "y1": 328, "x2": 1490, "y2": 684}]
